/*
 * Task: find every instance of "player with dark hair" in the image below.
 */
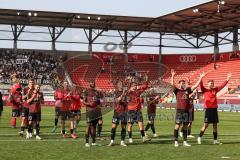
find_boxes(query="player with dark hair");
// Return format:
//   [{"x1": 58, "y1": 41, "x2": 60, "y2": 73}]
[
  {"x1": 171, "y1": 69, "x2": 206, "y2": 147},
  {"x1": 26, "y1": 84, "x2": 44, "y2": 140},
  {"x1": 108, "y1": 80, "x2": 128, "y2": 147},
  {"x1": 8, "y1": 84, "x2": 22, "y2": 128},
  {"x1": 127, "y1": 75, "x2": 151, "y2": 143},
  {"x1": 19, "y1": 79, "x2": 34, "y2": 136},
  {"x1": 197, "y1": 73, "x2": 231, "y2": 145},
  {"x1": 70, "y1": 84, "x2": 82, "y2": 133},
  {"x1": 179, "y1": 89, "x2": 198, "y2": 138},
  {"x1": 83, "y1": 80, "x2": 102, "y2": 147},
  {"x1": 60, "y1": 81, "x2": 76, "y2": 138},
  {"x1": 145, "y1": 89, "x2": 160, "y2": 137}
]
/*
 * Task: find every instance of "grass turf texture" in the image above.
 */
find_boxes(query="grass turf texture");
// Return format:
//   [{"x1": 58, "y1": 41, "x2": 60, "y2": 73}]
[{"x1": 0, "y1": 107, "x2": 240, "y2": 160}]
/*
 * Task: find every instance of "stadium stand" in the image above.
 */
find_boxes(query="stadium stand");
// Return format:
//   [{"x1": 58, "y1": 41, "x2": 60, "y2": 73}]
[{"x1": 1, "y1": 48, "x2": 240, "y2": 103}]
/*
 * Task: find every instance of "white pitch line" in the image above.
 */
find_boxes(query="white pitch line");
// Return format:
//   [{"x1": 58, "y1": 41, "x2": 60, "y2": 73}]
[{"x1": 0, "y1": 137, "x2": 240, "y2": 142}]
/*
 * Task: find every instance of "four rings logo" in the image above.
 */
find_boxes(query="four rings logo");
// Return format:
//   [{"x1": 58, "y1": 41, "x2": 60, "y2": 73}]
[{"x1": 179, "y1": 55, "x2": 197, "y2": 63}]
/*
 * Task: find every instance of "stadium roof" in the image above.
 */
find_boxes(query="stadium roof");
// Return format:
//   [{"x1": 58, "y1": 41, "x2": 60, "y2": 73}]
[{"x1": 0, "y1": 0, "x2": 239, "y2": 36}]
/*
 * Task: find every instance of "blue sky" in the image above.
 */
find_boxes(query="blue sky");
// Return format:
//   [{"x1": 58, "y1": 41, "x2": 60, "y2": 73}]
[{"x1": 0, "y1": 0, "x2": 233, "y2": 54}]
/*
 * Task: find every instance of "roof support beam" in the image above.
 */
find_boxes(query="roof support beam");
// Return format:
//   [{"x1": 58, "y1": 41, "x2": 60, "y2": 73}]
[
  {"x1": 11, "y1": 24, "x2": 25, "y2": 50},
  {"x1": 213, "y1": 31, "x2": 219, "y2": 63},
  {"x1": 176, "y1": 33, "x2": 198, "y2": 48},
  {"x1": 233, "y1": 26, "x2": 239, "y2": 52}
]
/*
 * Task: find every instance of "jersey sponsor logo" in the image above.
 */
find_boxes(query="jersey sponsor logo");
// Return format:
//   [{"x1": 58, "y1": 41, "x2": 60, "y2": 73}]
[{"x1": 179, "y1": 55, "x2": 197, "y2": 63}]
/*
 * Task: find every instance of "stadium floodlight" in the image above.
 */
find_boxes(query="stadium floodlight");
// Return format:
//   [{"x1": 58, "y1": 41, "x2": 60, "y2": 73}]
[
  {"x1": 77, "y1": 15, "x2": 80, "y2": 19},
  {"x1": 193, "y1": 8, "x2": 199, "y2": 13},
  {"x1": 219, "y1": 0, "x2": 225, "y2": 5},
  {"x1": 17, "y1": 12, "x2": 20, "y2": 15},
  {"x1": 34, "y1": 13, "x2": 37, "y2": 17},
  {"x1": 88, "y1": 16, "x2": 91, "y2": 20},
  {"x1": 97, "y1": 17, "x2": 101, "y2": 21},
  {"x1": 28, "y1": 12, "x2": 32, "y2": 16}
]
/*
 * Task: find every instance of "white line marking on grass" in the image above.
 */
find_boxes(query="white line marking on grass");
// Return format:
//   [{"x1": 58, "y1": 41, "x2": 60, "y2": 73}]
[{"x1": 221, "y1": 156, "x2": 231, "y2": 159}]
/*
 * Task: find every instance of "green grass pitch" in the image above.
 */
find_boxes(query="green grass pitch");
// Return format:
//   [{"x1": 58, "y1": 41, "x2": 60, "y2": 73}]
[{"x1": 0, "y1": 107, "x2": 240, "y2": 160}]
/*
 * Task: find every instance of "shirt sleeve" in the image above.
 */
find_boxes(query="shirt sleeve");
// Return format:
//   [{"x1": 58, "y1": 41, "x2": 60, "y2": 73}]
[
  {"x1": 200, "y1": 81, "x2": 206, "y2": 93},
  {"x1": 187, "y1": 87, "x2": 193, "y2": 94},
  {"x1": 216, "y1": 80, "x2": 228, "y2": 92},
  {"x1": 173, "y1": 86, "x2": 178, "y2": 95}
]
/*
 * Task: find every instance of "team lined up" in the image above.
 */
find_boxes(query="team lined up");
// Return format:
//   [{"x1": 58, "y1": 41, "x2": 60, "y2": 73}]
[{"x1": 6, "y1": 70, "x2": 231, "y2": 147}]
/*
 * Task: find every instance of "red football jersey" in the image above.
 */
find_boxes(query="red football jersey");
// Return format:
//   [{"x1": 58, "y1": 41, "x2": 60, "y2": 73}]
[
  {"x1": 83, "y1": 88, "x2": 101, "y2": 110},
  {"x1": 28, "y1": 92, "x2": 43, "y2": 113},
  {"x1": 147, "y1": 97, "x2": 158, "y2": 114},
  {"x1": 54, "y1": 89, "x2": 71, "y2": 111},
  {"x1": 114, "y1": 90, "x2": 127, "y2": 113},
  {"x1": 8, "y1": 92, "x2": 22, "y2": 110},
  {"x1": 128, "y1": 84, "x2": 148, "y2": 111},
  {"x1": 173, "y1": 87, "x2": 192, "y2": 110},
  {"x1": 70, "y1": 93, "x2": 82, "y2": 111},
  {"x1": 22, "y1": 87, "x2": 34, "y2": 109},
  {"x1": 200, "y1": 80, "x2": 228, "y2": 109}
]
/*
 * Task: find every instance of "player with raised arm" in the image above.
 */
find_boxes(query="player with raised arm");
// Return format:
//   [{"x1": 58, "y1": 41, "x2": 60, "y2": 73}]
[
  {"x1": 127, "y1": 75, "x2": 151, "y2": 143},
  {"x1": 26, "y1": 84, "x2": 44, "y2": 140},
  {"x1": 108, "y1": 80, "x2": 128, "y2": 147},
  {"x1": 171, "y1": 69, "x2": 206, "y2": 147},
  {"x1": 197, "y1": 73, "x2": 231, "y2": 145}
]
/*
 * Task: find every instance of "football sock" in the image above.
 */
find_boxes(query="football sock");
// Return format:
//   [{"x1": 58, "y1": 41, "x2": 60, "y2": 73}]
[
  {"x1": 182, "y1": 129, "x2": 187, "y2": 141},
  {"x1": 128, "y1": 131, "x2": 132, "y2": 138},
  {"x1": 213, "y1": 132, "x2": 218, "y2": 140},
  {"x1": 140, "y1": 130, "x2": 145, "y2": 137},
  {"x1": 174, "y1": 129, "x2": 178, "y2": 141},
  {"x1": 54, "y1": 118, "x2": 58, "y2": 126},
  {"x1": 11, "y1": 117, "x2": 16, "y2": 127},
  {"x1": 121, "y1": 128, "x2": 126, "y2": 141},
  {"x1": 150, "y1": 124, "x2": 156, "y2": 134},
  {"x1": 145, "y1": 123, "x2": 150, "y2": 131},
  {"x1": 70, "y1": 129, "x2": 74, "y2": 134},
  {"x1": 199, "y1": 130, "x2": 204, "y2": 137},
  {"x1": 36, "y1": 124, "x2": 40, "y2": 135},
  {"x1": 110, "y1": 128, "x2": 116, "y2": 140},
  {"x1": 28, "y1": 124, "x2": 33, "y2": 133},
  {"x1": 62, "y1": 130, "x2": 65, "y2": 134},
  {"x1": 85, "y1": 134, "x2": 89, "y2": 143},
  {"x1": 97, "y1": 123, "x2": 102, "y2": 137}
]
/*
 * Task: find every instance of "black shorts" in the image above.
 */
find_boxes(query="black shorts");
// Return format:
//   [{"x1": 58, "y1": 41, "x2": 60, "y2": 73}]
[
  {"x1": 175, "y1": 110, "x2": 190, "y2": 124},
  {"x1": 12, "y1": 109, "x2": 21, "y2": 117},
  {"x1": 55, "y1": 107, "x2": 61, "y2": 119},
  {"x1": 87, "y1": 119, "x2": 99, "y2": 127},
  {"x1": 127, "y1": 110, "x2": 143, "y2": 124},
  {"x1": 147, "y1": 113, "x2": 156, "y2": 122},
  {"x1": 204, "y1": 108, "x2": 219, "y2": 124},
  {"x1": 61, "y1": 111, "x2": 72, "y2": 121},
  {"x1": 28, "y1": 112, "x2": 41, "y2": 121},
  {"x1": 112, "y1": 112, "x2": 127, "y2": 125},
  {"x1": 21, "y1": 107, "x2": 29, "y2": 118},
  {"x1": 70, "y1": 110, "x2": 81, "y2": 117},
  {"x1": 189, "y1": 110, "x2": 194, "y2": 122},
  {"x1": 86, "y1": 109, "x2": 102, "y2": 123}
]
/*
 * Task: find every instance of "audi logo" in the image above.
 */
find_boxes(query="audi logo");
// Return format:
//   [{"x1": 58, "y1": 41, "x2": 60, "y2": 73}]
[{"x1": 179, "y1": 55, "x2": 197, "y2": 63}]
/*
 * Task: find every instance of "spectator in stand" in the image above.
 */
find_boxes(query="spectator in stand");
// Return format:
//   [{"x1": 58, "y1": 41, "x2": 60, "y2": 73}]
[{"x1": 0, "y1": 49, "x2": 60, "y2": 85}]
